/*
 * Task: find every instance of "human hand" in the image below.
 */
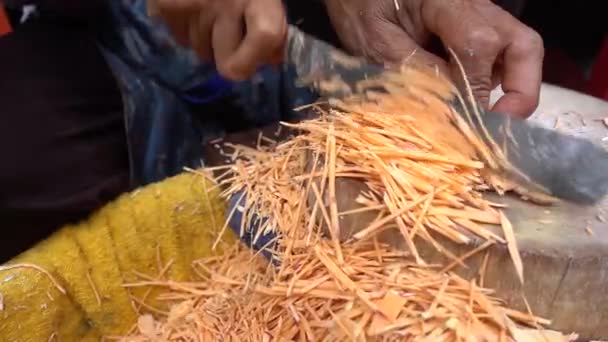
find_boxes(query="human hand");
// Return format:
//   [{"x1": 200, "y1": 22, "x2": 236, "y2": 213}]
[
  {"x1": 323, "y1": 0, "x2": 544, "y2": 118},
  {"x1": 153, "y1": 0, "x2": 287, "y2": 81}
]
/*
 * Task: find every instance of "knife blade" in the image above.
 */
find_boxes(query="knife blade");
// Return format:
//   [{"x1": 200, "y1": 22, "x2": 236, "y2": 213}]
[{"x1": 284, "y1": 25, "x2": 608, "y2": 205}]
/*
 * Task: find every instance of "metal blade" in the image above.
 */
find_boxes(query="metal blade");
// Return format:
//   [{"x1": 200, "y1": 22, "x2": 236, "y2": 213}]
[
  {"x1": 465, "y1": 108, "x2": 608, "y2": 204},
  {"x1": 285, "y1": 26, "x2": 384, "y2": 98},
  {"x1": 284, "y1": 26, "x2": 608, "y2": 204}
]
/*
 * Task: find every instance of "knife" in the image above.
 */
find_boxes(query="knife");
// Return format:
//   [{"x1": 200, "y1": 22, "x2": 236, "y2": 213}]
[{"x1": 284, "y1": 25, "x2": 608, "y2": 205}]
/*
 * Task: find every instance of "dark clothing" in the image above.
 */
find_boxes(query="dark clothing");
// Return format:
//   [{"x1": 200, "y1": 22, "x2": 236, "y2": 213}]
[
  {"x1": 0, "y1": 16, "x2": 130, "y2": 261},
  {"x1": 0, "y1": 2, "x2": 315, "y2": 262}
]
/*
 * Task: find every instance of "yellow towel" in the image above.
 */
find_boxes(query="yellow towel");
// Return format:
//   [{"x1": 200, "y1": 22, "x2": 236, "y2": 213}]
[{"x1": 0, "y1": 172, "x2": 235, "y2": 341}]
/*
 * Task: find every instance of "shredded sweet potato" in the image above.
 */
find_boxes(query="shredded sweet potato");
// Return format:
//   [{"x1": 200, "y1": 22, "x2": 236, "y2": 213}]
[{"x1": 120, "y1": 62, "x2": 564, "y2": 341}]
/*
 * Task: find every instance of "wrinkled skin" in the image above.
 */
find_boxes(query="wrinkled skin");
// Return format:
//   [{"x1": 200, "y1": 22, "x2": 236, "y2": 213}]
[
  {"x1": 324, "y1": 0, "x2": 544, "y2": 118},
  {"x1": 156, "y1": 0, "x2": 544, "y2": 118}
]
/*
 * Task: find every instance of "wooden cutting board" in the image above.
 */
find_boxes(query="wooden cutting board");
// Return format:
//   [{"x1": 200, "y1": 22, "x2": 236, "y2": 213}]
[
  {"x1": 403, "y1": 85, "x2": 608, "y2": 339},
  {"x1": 460, "y1": 84, "x2": 608, "y2": 339}
]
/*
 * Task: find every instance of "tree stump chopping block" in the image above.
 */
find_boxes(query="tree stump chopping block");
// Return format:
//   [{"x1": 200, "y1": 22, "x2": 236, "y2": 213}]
[
  {"x1": 418, "y1": 193, "x2": 608, "y2": 340},
  {"x1": 320, "y1": 84, "x2": 608, "y2": 339},
  {"x1": 424, "y1": 85, "x2": 608, "y2": 339}
]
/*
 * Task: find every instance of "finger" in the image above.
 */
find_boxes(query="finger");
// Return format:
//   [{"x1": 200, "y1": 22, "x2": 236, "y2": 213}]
[
  {"x1": 447, "y1": 42, "x2": 499, "y2": 110},
  {"x1": 212, "y1": 11, "x2": 246, "y2": 79},
  {"x1": 156, "y1": 0, "x2": 199, "y2": 47},
  {"x1": 421, "y1": 1, "x2": 503, "y2": 109},
  {"x1": 491, "y1": 27, "x2": 544, "y2": 118},
  {"x1": 189, "y1": 9, "x2": 216, "y2": 62},
  {"x1": 223, "y1": 0, "x2": 287, "y2": 80},
  {"x1": 447, "y1": 24, "x2": 501, "y2": 109}
]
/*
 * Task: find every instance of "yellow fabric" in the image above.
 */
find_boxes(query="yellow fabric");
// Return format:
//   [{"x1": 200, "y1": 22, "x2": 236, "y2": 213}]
[{"x1": 0, "y1": 172, "x2": 235, "y2": 341}]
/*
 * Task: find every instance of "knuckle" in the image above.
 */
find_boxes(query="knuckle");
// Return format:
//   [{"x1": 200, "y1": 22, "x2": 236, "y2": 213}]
[
  {"x1": 468, "y1": 75, "x2": 492, "y2": 89},
  {"x1": 465, "y1": 27, "x2": 501, "y2": 50},
  {"x1": 515, "y1": 29, "x2": 544, "y2": 56},
  {"x1": 252, "y1": 19, "x2": 284, "y2": 44},
  {"x1": 466, "y1": 75, "x2": 492, "y2": 100},
  {"x1": 360, "y1": 9, "x2": 379, "y2": 26}
]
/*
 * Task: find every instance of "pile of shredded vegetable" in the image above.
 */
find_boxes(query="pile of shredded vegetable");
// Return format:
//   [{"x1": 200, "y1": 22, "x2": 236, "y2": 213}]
[
  {"x1": 125, "y1": 241, "x2": 554, "y2": 341},
  {"x1": 122, "y1": 64, "x2": 569, "y2": 341}
]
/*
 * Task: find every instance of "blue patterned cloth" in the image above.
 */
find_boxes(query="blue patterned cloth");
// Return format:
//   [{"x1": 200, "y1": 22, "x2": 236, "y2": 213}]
[
  {"x1": 94, "y1": 0, "x2": 312, "y2": 257},
  {"x1": 228, "y1": 190, "x2": 278, "y2": 262},
  {"x1": 98, "y1": 0, "x2": 317, "y2": 186}
]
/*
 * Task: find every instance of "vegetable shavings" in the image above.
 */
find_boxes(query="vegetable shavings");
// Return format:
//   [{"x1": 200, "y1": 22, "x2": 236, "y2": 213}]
[
  {"x1": 123, "y1": 241, "x2": 550, "y2": 341},
  {"x1": 121, "y1": 60, "x2": 562, "y2": 341},
  {"x1": 500, "y1": 211, "x2": 524, "y2": 284}
]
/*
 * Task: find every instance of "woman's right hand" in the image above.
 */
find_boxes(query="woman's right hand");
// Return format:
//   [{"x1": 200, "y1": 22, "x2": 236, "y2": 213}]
[{"x1": 153, "y1": 0, "x2": 287, "y2": 81}]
